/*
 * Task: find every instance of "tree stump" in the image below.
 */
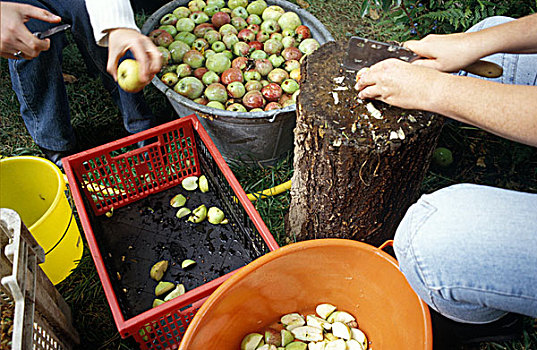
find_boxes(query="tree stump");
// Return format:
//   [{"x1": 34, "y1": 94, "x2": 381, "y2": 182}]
[{"x1": 287, "y1": 41, "x2": 444, "y2": 246}]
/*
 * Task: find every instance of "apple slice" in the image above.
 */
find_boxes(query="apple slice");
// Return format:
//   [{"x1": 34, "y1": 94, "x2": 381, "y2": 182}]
[
  {"x1": 327, "y1": 311, "x2": 355, "y2": 324},
  {"x1": 163, "y1": 284, "x2": 185, "y2": 301},
  {"x1": 308, "y1": 342, "x2": 326, "y2": 350},
  {"x1": 241, "y1": 333, "x2": 263, "y2": 350},
  {"x1": 181, "y1": 176, "x2": 199, "y2": 191},
  {"x1": 181, "y1": 259, "x2": 196, "y2": 269},
  {"x1": 150, "y1": 260, "x2": 168, "y2": 281},
  {"x1": 325, "y1": 339, "x2": 346, "y2": 350},
  {"x1": 285, "y1": 342, "x2": 307, "y2": 350},
  {"x1": 257, "y1": 345, "x2": 277, "y2": 350},
  {"x1": 331, "y1": 322, "x2": 351, "y2": 340},
  {"x1": 155, "y1": 281, "x2": 175, "y2": 296},
  {"x1": 176, "y1": 207, "x2": 191, "y2": 219},
  {"x1": 345, "y1": 339, "x2": 365, "y2": 350},
  {"x1": 152, "y1": 299, "x2": 165, "y2": 308},
  {"x1": 207, "y1": 206, "x2": 225, "y2": 224},
  {"x1": 281, "y1": 313, "x2": 305, "y2": 327},
  {"x1": 350, "y1": 328, "x2": 368, "y2": 349},
  {"x1": 265, "y1": 328, "x2": 282, "y2": 346},
  {"x1": 316, "y1": 304, "x2": 337, "y2": 320},
  {"x1": 188, "y1": 204, "x2": 207, "y2": 223},
  {"x1": 291, "y1": 326, "x2": 323, "y2": 342},
  {"x1": 306, "y1": 314, "x2": 331, "y2": 331},
  {"x1": 199, "y1": 175, "x2": 209, "y2": 193},
  {"x1": 170, "y1": 194, "x2": 187, "y2": 207},
  {"x1": 281, "y1": 329, "x2": 294, "y2": 347}
]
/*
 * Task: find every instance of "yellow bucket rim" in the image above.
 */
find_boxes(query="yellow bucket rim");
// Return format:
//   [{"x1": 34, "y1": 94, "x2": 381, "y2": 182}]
[{"x1": 0, "y1": 156, "x2": 65, "y2": 231}]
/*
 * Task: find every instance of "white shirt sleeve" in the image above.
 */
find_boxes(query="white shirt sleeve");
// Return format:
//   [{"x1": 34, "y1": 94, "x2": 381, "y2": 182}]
[{"x1": 85, "y1": 0, "x2": 140, "y2": 47}]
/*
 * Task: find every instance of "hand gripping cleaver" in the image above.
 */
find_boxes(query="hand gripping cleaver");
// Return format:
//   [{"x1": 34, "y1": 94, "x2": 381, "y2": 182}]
[{"x1": 343, "y1": 36, "x2": 503, "y2": 78}]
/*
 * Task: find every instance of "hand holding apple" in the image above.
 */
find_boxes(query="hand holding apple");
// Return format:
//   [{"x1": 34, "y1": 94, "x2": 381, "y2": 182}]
[{"x1": 108, "y1": 28, "x2": 162, "y2": 85}]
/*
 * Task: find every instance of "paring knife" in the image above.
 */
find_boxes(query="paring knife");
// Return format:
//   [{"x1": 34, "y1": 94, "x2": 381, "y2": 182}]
[
  {"x1": 343, "y1": 36, "x2": 503, "y2": 78},
  {"x1": 34, "y1": 24, "x2": 71, "y2": 40}
]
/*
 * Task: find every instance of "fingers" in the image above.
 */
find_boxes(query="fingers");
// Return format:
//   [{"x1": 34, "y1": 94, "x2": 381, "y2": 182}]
[
  {"x1": 129, "y1": 38, "x2": 162, "y2": 84},
  {"x1": 358, "y1": 85, "x2": 383, "y2": 100},
  {"x1": 106, "y1": 47, "x2": 122, "y2": 81},
  {"x1": 21, "y1": 4, "x2": 61, "y2": 23},
  {"x1": 107, "y1": 29, "x2": 162, "y2": 85}
]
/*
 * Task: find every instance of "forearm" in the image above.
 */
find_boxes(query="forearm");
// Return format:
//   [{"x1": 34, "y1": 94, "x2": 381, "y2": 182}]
[
  {"x1": 427, "y1": 73, "x2": 537, "y2": 147},
  {"x1": 467, "y1": 13, "x2": 537, "y2": 56}
]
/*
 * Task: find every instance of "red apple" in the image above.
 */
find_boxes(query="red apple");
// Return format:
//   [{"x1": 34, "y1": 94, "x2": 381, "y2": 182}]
[
  {"x1": 221, "y1": 67, "x2": 243, "y2": 84},
  {"x1": 261, "y1": 83, "x2": 282, "y2": 101},
  {"x1": 279, "y1": 93, "x2": 292, "y2": 104},
  {"x1": 242, "y1": 90, "x2": 265, "y2": 109},
  {"x1": 194, "y1": 23, "x2": 215, "y2": 37},
  {"x1": 212, "y1": 11, "x2": 231, "y2": 28},
  {"x1": 247, "y1": 23, "x2": 260, "y2": 35},
  {"x1": 264, "y1": 101, "x2": 282, "y2": 111},
  {"x1": 295, "y1": 25, "x2": 311, "y2": 40},
  {"x1": 232, "y1": 56, "x2": 249, "y2": 70},
  {"x1": 194, "y1": 67, "x2": 208, "y2": 80},
  {"x1": 254, "y1": 58, "x2": 273, "y2": 76},
  {"x1": 281, "y1": 47, "x2": 302, "y2": 61},
  {"x1": 248, "y1": 41, "x2": 263, "y2": 51},
  {"x1": 148, "y1": 29, "x2": 174, "y2": 47},
  {"x1": 238, "y1": 28, "x2": 256, "y2": 42}
]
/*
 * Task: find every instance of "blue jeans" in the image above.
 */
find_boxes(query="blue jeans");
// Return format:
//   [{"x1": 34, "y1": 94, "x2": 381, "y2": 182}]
[
  {"x1": 6, "y1": 0, "x2": 155, "y2": 152},
  {"x1": 394, "y1": 17, "x2": 537, "y2": 323}
]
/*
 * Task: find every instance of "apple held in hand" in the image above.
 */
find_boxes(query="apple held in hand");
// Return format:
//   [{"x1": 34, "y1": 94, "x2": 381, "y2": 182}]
[{"x1": 117, "y1": 59, "x2": 146, "y2": 93}]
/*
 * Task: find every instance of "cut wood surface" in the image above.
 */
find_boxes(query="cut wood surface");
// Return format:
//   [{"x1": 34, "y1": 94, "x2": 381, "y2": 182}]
[{"x1": 287, "y1": 41, "x2": 444, "y2": 246}]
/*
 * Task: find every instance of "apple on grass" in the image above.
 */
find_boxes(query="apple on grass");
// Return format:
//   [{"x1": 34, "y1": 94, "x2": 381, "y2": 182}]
[{"x1": 118, "y1": 59, "x2": 145, "y2": 93}]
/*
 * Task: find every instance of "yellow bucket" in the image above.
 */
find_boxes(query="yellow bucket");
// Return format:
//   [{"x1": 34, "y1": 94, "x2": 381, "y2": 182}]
[{"x1": 0, "y1": 156, "x2": 83, "y2": 284}]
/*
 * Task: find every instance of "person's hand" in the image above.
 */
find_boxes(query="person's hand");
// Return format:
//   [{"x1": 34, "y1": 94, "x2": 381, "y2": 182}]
[
  {"x1": 356, "y1": 58, "x2": 443, "y2": 110},
  {"x1": 107, "y1": 28, "x2": 162, "y2": 86},
  {"x1": 0, "y1": 2, "x2": 61, "y2": 59},
  {"x1": 404, "y1": 33, "x2": 484, "y2": 73}
]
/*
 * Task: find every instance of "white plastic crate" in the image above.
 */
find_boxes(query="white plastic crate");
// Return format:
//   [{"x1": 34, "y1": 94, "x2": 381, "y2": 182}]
[{"x1": 0, "y1": 208, "x2": 80, "y2": 349}]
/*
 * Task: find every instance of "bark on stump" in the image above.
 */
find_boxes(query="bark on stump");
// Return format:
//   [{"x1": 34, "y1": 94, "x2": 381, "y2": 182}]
[{"x1": 287, "y1": 41, "x2": 444, "y2": 246}]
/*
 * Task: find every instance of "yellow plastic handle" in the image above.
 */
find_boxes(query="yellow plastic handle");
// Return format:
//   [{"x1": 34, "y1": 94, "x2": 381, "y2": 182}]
[{"x1": 246, "y1": 180, "x2": 292, "y2": 202}]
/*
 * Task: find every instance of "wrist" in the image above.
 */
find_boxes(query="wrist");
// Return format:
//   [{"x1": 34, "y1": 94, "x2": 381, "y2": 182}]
[{"x1": 421, "y1": 70, "x2": 451, "y2": 113}]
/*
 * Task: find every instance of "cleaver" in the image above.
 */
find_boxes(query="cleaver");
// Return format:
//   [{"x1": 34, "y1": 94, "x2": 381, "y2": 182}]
[{"x1": 343, "y1": 36, "x2": 503, "y2": 78}]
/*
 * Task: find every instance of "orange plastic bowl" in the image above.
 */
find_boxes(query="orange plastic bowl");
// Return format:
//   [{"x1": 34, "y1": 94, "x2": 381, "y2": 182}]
[{"x1": 179, "y1": 239, "x2": 432, "y2": 349}]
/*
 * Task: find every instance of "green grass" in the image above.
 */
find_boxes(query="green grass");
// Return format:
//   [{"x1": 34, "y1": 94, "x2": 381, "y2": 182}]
[{"x1": 1, "y1": 1, "x2": 536, "y2": 349}]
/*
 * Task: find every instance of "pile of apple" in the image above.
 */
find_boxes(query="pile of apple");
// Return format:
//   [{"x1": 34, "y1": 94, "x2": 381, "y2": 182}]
[{"x1": 148, "y1": 0, "x2": 321, "y2": 112}]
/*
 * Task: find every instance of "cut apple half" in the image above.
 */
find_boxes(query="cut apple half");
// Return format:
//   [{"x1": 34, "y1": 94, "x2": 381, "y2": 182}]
[{"x1": 181, "y1": 176, "x2": 199, "y2": 191}]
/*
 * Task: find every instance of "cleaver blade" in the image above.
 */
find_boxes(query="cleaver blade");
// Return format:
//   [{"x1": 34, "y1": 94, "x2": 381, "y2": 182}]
[{"x1": 343, "y1": 36, "x2": 418, "y2": 71}]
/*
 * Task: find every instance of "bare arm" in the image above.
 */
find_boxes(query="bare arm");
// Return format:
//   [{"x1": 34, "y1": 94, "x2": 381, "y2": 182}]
[
  {"x1": 405, "y1": 13, "x2": 537, "y2": 73},
  {"x1": 356, "y1": 59, "x2": 537, "y2": 147}
]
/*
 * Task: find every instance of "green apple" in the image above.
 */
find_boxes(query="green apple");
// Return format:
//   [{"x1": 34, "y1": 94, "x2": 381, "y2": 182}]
[
  {"x1": 278, "y1": 12, "x2": 302, "y2": 31},
  {"x1": 168, "y1": 40, "x2": 190, "y2": 63},
  {"x1": 117, "y1": 59, "x2": 145, "y2": 93},
  {"x1": 262, "y1": 5, "x2": 285, "y2": 21},
  {"x1": 206, "y1": 101, "x2": 225, "y2": 109},
  {"x1": 173, "y1": 6, "x2": 191, "y2": 19},
  {"x1": 246, "y1": 0, "x2": 267, "y2": 15},
  {"x1": 174, "y1": 76, "x2": 204, "y2": 99},
  {"x1": 175, "y1": 31, "x2": 197, "y2": 45},
  {"x1": 228, "y1": 0, "x2": 247, "y2": 9},
  {"x1": 206, "y1": 52, "x2": 231, "y2": 73}
]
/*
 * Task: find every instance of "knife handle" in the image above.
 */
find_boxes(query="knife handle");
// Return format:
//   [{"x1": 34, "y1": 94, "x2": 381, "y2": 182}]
[{"x1": 462, "y1": 60, "x2": 503, "y2": 78}]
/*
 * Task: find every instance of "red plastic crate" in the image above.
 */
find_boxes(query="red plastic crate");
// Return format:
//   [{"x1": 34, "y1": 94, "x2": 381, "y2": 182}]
[{"x1": 63, "y1": 115, "x2": 279, "y2": 349}]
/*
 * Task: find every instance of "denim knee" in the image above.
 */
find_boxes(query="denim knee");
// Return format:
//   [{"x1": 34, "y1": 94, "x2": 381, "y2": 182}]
[{"x1": 394, "y1": 184, "x2": 537, "y2": 322}]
